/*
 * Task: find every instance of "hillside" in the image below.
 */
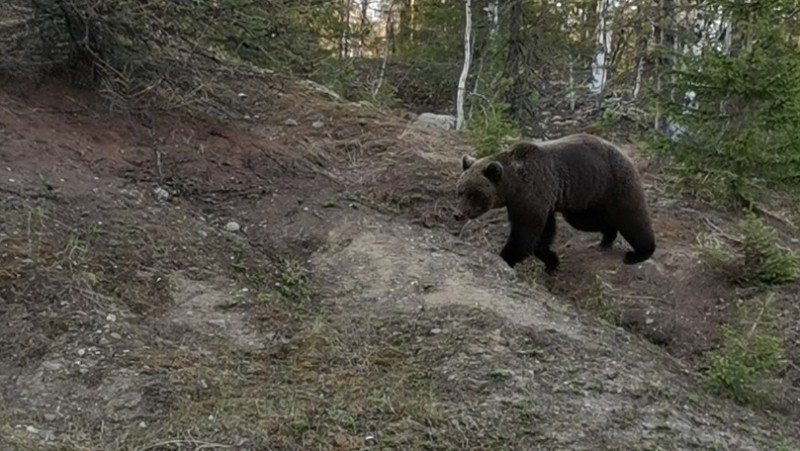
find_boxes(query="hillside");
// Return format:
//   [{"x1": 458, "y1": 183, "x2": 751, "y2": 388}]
[{"x1": 2, "y1": 73, "x2": 800, "y2": 450}]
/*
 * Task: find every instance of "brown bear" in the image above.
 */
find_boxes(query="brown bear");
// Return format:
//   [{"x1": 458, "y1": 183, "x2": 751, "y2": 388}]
[{"x1": 453, "y1": 132, "x2": 655, "y2": 273}]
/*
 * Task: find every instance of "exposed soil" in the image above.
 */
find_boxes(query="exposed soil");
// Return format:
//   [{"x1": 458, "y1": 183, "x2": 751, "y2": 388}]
[{"x1": 2, "y1": 73, "x2": 800, "y2": 450}]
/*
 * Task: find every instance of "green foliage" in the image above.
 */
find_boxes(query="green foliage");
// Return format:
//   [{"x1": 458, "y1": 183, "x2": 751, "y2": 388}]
[
  {"x1": 583, "y1": 275, "x2": 620, "y2": 325},
  {"x1": 735, "y1": 213, "x2": 800, "y2": 285},
  {"x1": 698, "y1": 212, "x2": 800, "y2": 286},
  {"x1": 649, "y1": 2, "x2": 800, "y2": 206},
  {"x1": 466, "y1": 102, "x2": 520, "y2": 157},
  {"x1": 702, "y1": 293, "x2": 785, "y2": 405},
  {"x1": 274, "y1": 259, "x2": 313, "y2": 302}
]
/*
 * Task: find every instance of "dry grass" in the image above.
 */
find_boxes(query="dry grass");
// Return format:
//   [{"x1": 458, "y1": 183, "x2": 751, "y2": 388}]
[{"x1": 0, "y1": 196, "x2": 551, "y2": 450}]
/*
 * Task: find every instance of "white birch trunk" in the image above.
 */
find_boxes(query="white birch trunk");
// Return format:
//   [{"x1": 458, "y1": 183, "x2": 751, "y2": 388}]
[
  {"x1": 589, "y1": 0, "x2": 613, "y2": 94},
  {"x1": 633, "y1": 56, "x2": 644, "y2": 99},
  {"x1": 456, "y1": 0, "x2": 472, "y2": 131},
  {"x1": 568, "y1": 55, "x2": 576, "y2": 111},
  {"x1": 374, "y1": 0, "x2": 394, "y2": 96}
]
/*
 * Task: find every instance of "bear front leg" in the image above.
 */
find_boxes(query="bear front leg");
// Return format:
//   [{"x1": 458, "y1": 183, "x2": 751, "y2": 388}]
[
  {"x1": 533, "y1": 212, "x2": 560, "y2": 274},
  {"x1": 499, "y1": 224, "x2": 535, "y2": 268},
  {"x1": 499, "y1": 213, "x2": 552, "y2": 270}
]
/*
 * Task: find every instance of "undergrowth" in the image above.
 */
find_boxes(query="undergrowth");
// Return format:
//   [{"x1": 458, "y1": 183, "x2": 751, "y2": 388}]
[
  {"x1": 697, "y1": 212, "x2": 800, "y2": 286},
  {"x1": 466, "y1": 101, "x2": 520, "y2": 157},
  {"x1": 582, "y1": 275, "x2": 621, "y2": 325},
  {"x1": 702, "y1": 293, "x2": 785, "y2": 405}
]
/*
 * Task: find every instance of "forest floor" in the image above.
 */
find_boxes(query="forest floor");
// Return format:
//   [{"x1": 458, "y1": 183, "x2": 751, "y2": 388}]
[{"x1": 2, "y1": 73, "x2": 800, "y2": 450}]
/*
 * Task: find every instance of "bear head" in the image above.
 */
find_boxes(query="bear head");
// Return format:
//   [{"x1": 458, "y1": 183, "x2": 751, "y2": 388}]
[{"x1": 453, "y1": 154, "x2": 505, "y2": 221}]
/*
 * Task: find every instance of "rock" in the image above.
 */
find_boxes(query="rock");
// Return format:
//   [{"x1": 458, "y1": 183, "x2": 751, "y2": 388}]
[
  {"x1": 42, "y1": 360, "x2": 63, "y2": 371},
  {"x1": 299, "y1": 79, "x2": 341, "y2": 101},
  {"x1": 312, "y1": 120, "x2": 325, "y2": 129},
  {"x1": 106, "y1": 313, "x2": 117, "y2": 322},
  {"x1": 414, "y1": 113, "x2": 457, "y2": 130},
  {"x1": 284, "y1": 118, "x2": 298, "y2": 127},
  {"x1": 153, "y1": 186, "x2": 170, "y2": 202},
  {"x1": 224, "y1": 221, "x2": 241, "y2": 232}
]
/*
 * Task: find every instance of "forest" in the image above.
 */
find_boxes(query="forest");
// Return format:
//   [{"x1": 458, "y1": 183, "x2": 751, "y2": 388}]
[{"x1": 6, "y1": 0, "x2": 800, "y2": 204}]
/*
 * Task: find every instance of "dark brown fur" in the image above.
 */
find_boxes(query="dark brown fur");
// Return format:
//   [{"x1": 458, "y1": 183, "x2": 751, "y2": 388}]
[{"x1": 454, "y1": 133, "x2": 656, "y2": 273}]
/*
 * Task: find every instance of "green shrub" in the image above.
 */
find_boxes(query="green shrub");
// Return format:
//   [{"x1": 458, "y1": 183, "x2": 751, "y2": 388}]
[
  {"x1": 583, "y1": 275, "x2": 620, "y2": 325},
  {"x1": 697, "y1": 212, "x2": 800, "y2": 286},
  {"x1": 702, "y1": 293, "x2": 785, "y2": 405},
  {"x1": 466, "y1": 102, "x2": 520, "y2": 157}
]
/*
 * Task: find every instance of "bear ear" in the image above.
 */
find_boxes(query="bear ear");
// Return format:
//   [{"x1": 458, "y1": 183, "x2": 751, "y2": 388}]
[
  {"x1": 462, "y1": 155, "x2": 477, "y2": 171},
  {"x1": 483, "y1": 161, "x2": 503, "y2": 183}
]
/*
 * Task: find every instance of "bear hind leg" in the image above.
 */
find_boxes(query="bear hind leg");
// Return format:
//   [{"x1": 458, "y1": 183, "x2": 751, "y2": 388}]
[
  {"x1": 599, "y1": 229, "x2": 618, "y2": 248},
  {"x1": 533, "y1": 212, "x2": 559, "y2": 274},
  {"x1": 563, "y1": 210, "x2": 617, "y2": 249},
  {"x1": 614, "y1": 209, "x2": 656, "y2": 265}
]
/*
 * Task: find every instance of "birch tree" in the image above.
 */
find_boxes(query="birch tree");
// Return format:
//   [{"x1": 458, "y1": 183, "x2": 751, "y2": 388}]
[
  {"x1": 590, "y1": 0, "x2": 614, "y2": 94},
  {"x1": 456, "y1": 0, "x2": 472, "y2": 130}
]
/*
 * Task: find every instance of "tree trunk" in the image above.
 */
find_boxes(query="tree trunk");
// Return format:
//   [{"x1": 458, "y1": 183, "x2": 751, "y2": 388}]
[
  {"x1": 456, "y1": 0, "x2": 473, "y2": 130},
  {"x1": 653, "y1": 0, "x2": 675, "y2": 131},
  {"x1": 359, "y1": 0, "x2": 370, "y2": 57},
  {"x1": 503, "y1": 0, "x2": 536, "y2": 128},
  {"x1": 375, "y1": 0, "x2": 395, "y2": 96},
  {"x1": 590, "y1": 0, "x2": 613, "y2": 94}
]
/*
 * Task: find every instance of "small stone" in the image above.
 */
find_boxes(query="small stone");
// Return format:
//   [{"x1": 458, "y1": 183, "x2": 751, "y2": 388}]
[
  {"x1": 25, "y1": 425, "x2": 38, "y2": 434},
  {"x1": 44, "y1": 414, "x2": 57, "y2": 422},
  {"x1": 153, "y1": 186, "x2": 170, "y2": 202},
  {"x1": 106, "y1": 313, "x2": 117, "y2": 322},
  {"x1": 284, "y1": 119, "x2": 298, "y2": 127},
  {"x1": 42, "y1": 361, "x2": 63, "y2": 371},
  {"x1": 138, "y1": 421, "x2": 147, "y2": 428},
  {"x1": 110, "y1": 332, "x2": 122, "y2": 340},
  {"x1": 224, "y1": 221, "x2": 240, "y2": 232},
  {"x1": 207, "y1": 319, "x2": 227, "y2": 328},
  {"x1": 430, "y1": 328, "x2": 442, "y2": 335},
  {"x1": 77, "y1": 349, "x2": 86, "y2": 357},
  {"x1": 312, "y1": 120, "x2": 325, "y2": 129}
]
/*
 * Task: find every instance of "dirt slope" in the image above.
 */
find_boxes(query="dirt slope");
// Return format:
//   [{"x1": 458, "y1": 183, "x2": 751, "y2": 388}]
[{"x1": 1, "y1": 75, "x2": 799, "y2": 450}]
